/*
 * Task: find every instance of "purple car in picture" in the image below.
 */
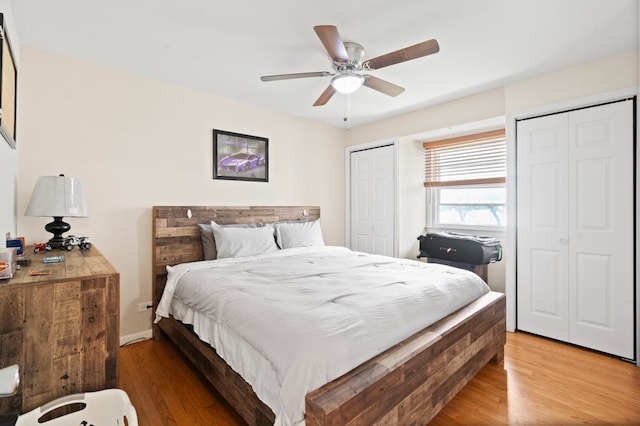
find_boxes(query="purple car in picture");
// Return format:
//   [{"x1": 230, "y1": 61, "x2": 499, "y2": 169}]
[{"x1": 218, "y1": 152, "x2": 265, "y2": 172}]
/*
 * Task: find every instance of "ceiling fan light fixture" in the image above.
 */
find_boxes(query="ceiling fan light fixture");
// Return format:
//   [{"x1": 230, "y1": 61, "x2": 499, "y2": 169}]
[{"x1": 331, "y1": 73, "x2": 364, "y2": 94}]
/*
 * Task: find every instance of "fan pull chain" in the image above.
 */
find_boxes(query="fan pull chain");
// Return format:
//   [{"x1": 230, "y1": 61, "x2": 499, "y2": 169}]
[{"x1": 344, "y1": 93, "x2": 351, "y2": 130}]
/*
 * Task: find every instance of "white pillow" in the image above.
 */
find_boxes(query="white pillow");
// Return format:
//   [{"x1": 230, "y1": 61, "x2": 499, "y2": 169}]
[
  {"x1": 211, "y1": 221, "x2": 278, "y2": 259},
  {"x1": 274, "y1": 220, "x2": 325, "y2": 249},
  {"x1": 198, "y1": 222, "x2": 260, "y2": 260}
]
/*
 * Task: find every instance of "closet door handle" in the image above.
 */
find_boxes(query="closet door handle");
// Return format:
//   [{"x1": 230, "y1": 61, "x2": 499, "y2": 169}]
[{"x1": 559, "y1": 238, "x2": 568, "y2": 246}]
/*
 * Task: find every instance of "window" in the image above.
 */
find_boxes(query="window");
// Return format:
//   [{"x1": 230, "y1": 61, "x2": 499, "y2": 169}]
[{"x1": 424, "y1": 129, "x2": 506, "y2": 231}]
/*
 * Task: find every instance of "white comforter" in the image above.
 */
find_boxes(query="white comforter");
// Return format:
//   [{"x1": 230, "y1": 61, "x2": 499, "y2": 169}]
[{"x1": 155, "y1": 246, "x2": 490, "y2": 425}]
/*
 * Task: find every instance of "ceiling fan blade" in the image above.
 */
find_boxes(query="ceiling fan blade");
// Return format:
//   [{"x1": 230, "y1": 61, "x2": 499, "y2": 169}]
[
  {"x1": 362, "y1": 75, "x2": 405, "y2": 97},
  {"x1": 261, "y1": 71, "x2": 331, "y2": 82},
  {"x1": 313, "y1": 25, "x2": 349, "y2": 63},
  {"x1": 365, "y1": 39, "x2": 440, "y2": 70},
  {"x1": 313, "y1": 85, "x2": 336, "y2": 106}
]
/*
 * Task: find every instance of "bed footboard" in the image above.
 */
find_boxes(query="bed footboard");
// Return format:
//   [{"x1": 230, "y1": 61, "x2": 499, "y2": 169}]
[{"x1": 305, "y1": 291, "x2": 506, "y2": 425}]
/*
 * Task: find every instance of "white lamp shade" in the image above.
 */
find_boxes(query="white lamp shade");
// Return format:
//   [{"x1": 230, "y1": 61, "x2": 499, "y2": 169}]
[
  {"x1": 25, "y1": 175, "x2": 88, "y2": 218},
  {"x1": 331, "y1": 73, "x2": 364, "y2": 94}
]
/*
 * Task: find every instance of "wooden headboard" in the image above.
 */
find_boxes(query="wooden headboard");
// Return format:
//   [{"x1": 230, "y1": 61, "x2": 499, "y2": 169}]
[{"x1": 152, "y1": 206, "x2": 320, "y2": 317}]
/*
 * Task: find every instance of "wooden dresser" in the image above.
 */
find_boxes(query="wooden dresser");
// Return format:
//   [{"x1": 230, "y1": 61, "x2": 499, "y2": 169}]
[{"x1": 0, "y1": 246, "x2": 119, "y2": 414}]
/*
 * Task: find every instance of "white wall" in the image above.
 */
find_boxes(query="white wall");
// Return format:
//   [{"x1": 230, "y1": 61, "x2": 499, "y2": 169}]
[
  {"x1": 396, "y1": 134, "x2": 425, "y2": 260},
  {"x1": 0, "y1": 0, "x2": 19, "y2": 244},
  {"x1": 505, "y1": 51, "x2": 639, "y2": 112},
  {"x1": 16, "y1": 46, "x2": 347, "y2": 339}
]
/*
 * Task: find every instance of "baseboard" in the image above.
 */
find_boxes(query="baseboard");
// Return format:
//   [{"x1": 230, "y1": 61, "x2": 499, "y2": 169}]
[{"x1": 120, "y1": 329, "x2": 152, "y2": 347}]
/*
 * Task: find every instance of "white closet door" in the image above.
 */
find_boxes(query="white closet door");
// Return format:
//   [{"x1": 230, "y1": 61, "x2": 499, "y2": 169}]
[
  {"x1": 517, "y1": 99, "x2": 635, "y2": 359},
  {"x1": 516, "y1": 113, "x2": 570, "y2": 342},
  {"x1": 568, "y1": 101, "x2": 634, "y2": 359},
  {"x1": 349, "y1": 145, "x2": 395, "y2": 256}
]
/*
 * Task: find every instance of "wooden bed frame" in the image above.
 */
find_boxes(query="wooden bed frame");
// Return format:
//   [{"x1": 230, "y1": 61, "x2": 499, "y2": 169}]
[{"x1": 152, "y1": 205, "x2": 506, "y2": 425}]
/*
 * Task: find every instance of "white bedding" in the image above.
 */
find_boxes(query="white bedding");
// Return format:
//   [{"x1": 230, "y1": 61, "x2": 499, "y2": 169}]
[{"x1": 155, "y1": 246, "x2": 490, "y2": 425}]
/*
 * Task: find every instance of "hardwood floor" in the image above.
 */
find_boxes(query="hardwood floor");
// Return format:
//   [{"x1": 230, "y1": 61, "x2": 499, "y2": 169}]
[{"x1": 119, "y1": 332, "x2": 640, "y2": 425}]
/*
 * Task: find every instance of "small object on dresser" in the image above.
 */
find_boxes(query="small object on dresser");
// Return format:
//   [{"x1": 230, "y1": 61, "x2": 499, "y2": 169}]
[
  {"x1": 42, "y1": 255, "x2": 65, "y2": 264},
  {"x1": 16, "y1": 256, "x2": 31, "y2": 267},
  {"x1": 61, "y1": 235, "x2": 92, "y2": 251},
  {"x1": 0, "y1": 248, "x2": 17, "y2": 279},
  {"x1": 6, "y1": 238, "x2": 25, "y2": 255},
  {"x1": 33, "y1": 242, "x2": 52, "y2": 253},
  {"x1": 28, "y1": 270, "x2": 52, "y2": 276}
]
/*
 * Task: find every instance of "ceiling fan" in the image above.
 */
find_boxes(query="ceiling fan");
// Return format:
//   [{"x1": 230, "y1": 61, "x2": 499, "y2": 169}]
[{"x1": 260, "y1": 25, "x2": 440, "y2": 107}]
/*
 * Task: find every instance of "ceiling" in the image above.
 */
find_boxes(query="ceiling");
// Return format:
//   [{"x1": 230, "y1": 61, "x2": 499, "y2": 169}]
[{"x1": 9, "y1": 0, "x2": 639, "y2": 129}]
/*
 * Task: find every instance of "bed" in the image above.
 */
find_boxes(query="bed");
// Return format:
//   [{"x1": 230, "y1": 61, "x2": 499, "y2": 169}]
[{"x1": 152, "y1": 205, "x2": 506, "y2": 425}]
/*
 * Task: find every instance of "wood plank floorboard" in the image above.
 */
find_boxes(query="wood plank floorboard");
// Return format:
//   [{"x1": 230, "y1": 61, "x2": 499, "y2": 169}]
[{"x1": 119, "y1": 332, "x2": 640, "y2": 425}]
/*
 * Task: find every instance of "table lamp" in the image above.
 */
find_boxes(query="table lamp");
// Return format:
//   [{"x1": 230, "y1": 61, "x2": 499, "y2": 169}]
[{"x1": 25, "y1": 174, "x2": 88, "y2": 249}]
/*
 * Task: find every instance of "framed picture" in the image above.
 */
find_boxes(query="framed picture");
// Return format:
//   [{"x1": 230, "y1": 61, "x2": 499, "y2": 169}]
[
  {"x1": 213, "y1": 129, "x2": 268, "y2": 182},
  {"x1": 0, "y1": 13, "x2": 16, "y2": 149}
]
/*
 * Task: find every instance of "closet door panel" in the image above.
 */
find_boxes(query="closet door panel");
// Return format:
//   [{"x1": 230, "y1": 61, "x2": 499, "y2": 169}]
[
  {"x1": 568, "y1": 100, "x2": 634, "y2": 359},
  {"x1": 516, "y1": 114, "x2": 569, "y2": 340},
  {"x1": 350, "y1": 145, "x2": 395, "y2": 256}
]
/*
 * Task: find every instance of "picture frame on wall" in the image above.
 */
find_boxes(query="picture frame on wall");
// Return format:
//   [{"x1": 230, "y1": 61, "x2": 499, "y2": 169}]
[
  {"x1": 213, "y1": 129, "x2": 269, "y2": 182},
  {"x1": 0, "y1": 13, "x2": 17, "y2": 149}
]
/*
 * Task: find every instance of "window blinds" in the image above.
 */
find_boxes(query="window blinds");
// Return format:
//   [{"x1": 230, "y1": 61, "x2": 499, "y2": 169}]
[{"x1": 423, "y1": 129, "x2": 506, "y2": 187}]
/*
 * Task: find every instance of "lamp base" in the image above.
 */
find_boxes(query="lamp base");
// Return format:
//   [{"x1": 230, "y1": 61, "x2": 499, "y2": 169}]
[{"x1": 44, "y1": 217, "x2": 71, "y2": 249}]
